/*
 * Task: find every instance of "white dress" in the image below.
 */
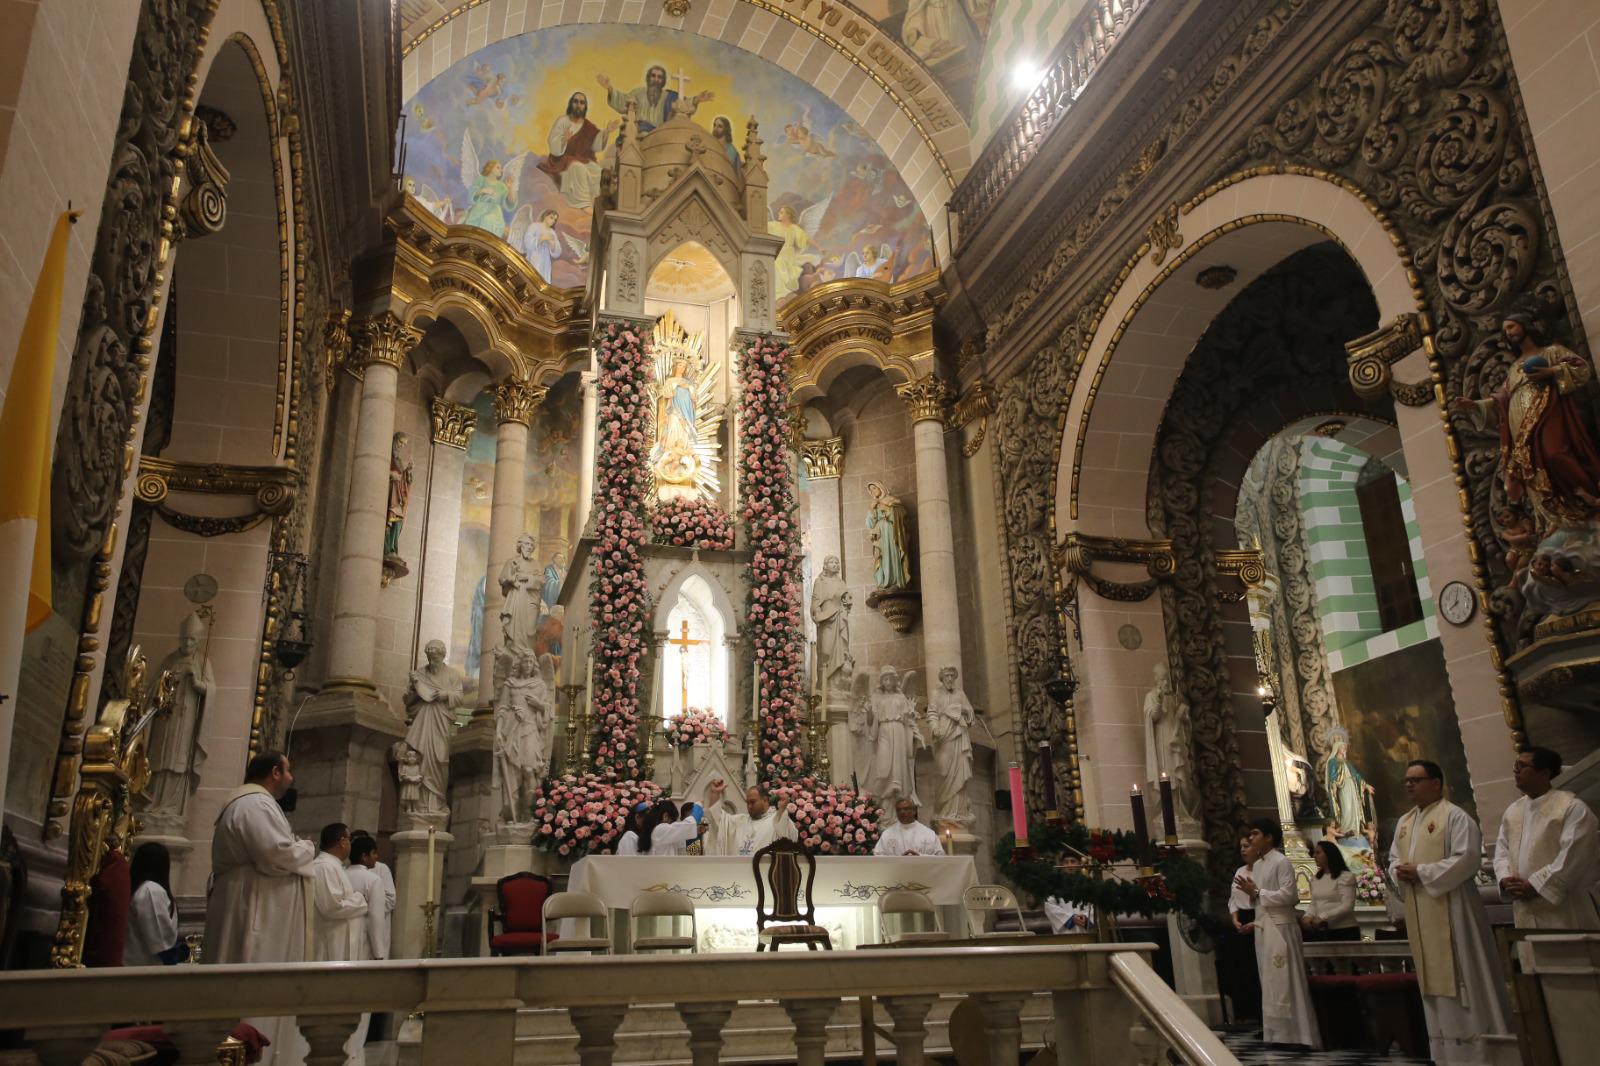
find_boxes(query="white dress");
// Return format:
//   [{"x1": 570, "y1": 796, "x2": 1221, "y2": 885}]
[
  {"x1": 1307, "y1": 871, "x2": 1358, "y2": 930},
  {"x1": 1252, "y1": 849, "x2": 1320, "y2": 1048},
  {"x1": 616, "y1": 830, "x2": 641, "y2": 856},
  {"x1": 125, "y1": 881, "x2": 178, "y2": 966}
]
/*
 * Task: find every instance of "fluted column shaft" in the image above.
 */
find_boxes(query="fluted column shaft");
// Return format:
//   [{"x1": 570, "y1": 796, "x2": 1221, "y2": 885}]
[
  {"x1": 477, "y1": 380, "x2": 544, "y2": 704},
  {"x1": 416, "y1": 398, "x2": 475, "y2": 657},
  {"x1": 898, "y1": 375, "x2": 962, "y2": 676},
  {"x1": 576, "y1": 369, "x2": 599, "y2": 536},
  {"x1": 326, "y1": 314, "x2": 420, "y2": 688}
]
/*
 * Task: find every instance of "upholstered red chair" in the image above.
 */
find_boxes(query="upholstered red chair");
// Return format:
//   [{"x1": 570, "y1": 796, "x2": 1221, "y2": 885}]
[{"x1": 488, "y1": 872, "x2": 557, "y2": 956}]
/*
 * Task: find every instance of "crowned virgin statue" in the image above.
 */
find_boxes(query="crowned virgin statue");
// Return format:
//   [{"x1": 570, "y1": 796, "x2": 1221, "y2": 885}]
[{"x1": 649, "y1": 311, "x2": 722, "y2": 502}]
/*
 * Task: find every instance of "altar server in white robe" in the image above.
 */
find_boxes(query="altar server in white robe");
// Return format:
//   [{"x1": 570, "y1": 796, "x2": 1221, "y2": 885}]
[
  {"x1": 638, "y1": 800, "x2": 702, "y2": 856},
  {"x1": 1390, "y1": 759, "x2": 1512, "y2": 1065},
  {"x1": 343, "y1": 835, "x2": 391, "y2": 1065},
  {"x1": 1235, "y1": 818, "x2": 1320, "y2": 1048},
  {"x1": 203, "y1": 751, "x2": 316, "y2": 1065},
  {"x1": 875, "y1": 799, "x2": 946, "y2": 856},
  {"x1": 310, "y1": 823, "x2": 367, "y2": 961},
  {"x1": 705, "y1": 779, "x2": 797, "y2": 856},
  {"x1": 1495, "y1": 746, "x2": 1600, "y2": 929}
]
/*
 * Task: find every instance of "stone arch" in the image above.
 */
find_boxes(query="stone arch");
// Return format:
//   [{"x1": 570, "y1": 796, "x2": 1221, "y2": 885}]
[
  {"x1": 398, "y1": 2, "x2": 964, "y2": 265},
  {"x1": 403, "y1": 295, "x2": 522, "y2": 384}
]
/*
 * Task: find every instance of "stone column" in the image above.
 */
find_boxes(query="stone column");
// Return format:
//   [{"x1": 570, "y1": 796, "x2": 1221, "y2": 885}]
[
  {"x1": 476, "y1": 380, "x2": 545, "y2": 706},
  {"x1": 801, "y1": 436, "x2": 852, "y2": 775},
  {"x1": 896, "y1": 374, "x2": 962, "y2": 675},
  {"x1": 576, "y1": 369, "x2": 598, "y2": 537},
  {"x1": 324, "y1": 313, "x2": 422, "y2": 692},
  {"x1": 416, "y1": 398, "x2": 475, "y2": 657}
]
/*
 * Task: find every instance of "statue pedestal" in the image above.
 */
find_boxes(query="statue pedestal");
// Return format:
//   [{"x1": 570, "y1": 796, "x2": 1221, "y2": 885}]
[
  {"x1": 1166, "y1": 913, "x2": 1224, "y2": 1025},
  {"x1": 392, "y1": 827, "x2": 453, "y2": 959},
  {"x1": 287, "y1": 686, "x2": 405, "y2": 836}
]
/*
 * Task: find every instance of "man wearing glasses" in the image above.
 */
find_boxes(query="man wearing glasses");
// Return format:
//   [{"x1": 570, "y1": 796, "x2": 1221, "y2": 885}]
[{"x1": 1388, "y1": 760, "x2": 1511, "y2": 1065}]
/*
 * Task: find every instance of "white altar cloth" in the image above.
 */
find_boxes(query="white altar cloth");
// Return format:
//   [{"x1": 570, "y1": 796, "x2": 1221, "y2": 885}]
[{"x1": 564, "y1": 854, "x2": 979, "y2": 952}]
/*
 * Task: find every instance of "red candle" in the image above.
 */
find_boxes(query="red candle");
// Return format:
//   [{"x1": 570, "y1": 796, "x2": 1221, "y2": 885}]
[
  {"x1": 1159, "y1": 772, "x2": 1177, "y2": 842},
  {"x1": 1008, "y1": 762, "x2": 1028, "y2": 844},
  {"x1": 1130, "y1": 783, "x2": 1150, "y2": 854}
]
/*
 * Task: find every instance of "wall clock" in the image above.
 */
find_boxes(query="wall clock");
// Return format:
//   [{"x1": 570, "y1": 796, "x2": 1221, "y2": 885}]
[{"x1": 1438, "y1": 580, "x2": 1476, "y2": 626}]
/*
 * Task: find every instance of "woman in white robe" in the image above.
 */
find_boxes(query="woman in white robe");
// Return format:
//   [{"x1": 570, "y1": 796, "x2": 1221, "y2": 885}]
[
  {"x1": 1237, "y1": 819, "x2": 1320, "y2": 1048},
  {"x1": 639, "y1": 801, "x2": 701, "y2": 856},
  {"x1": 126, "y1": 842, "x2": 180, "y2": 966}
]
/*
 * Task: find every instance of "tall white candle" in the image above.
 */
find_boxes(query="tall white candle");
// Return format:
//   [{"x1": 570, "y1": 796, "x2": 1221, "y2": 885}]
[{"x1": 426, "y1": 826, "x2": 437, "y2": 904}]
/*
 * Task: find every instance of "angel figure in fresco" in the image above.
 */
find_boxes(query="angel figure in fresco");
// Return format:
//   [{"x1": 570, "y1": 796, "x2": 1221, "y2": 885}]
[
  {"x1": 467, "y1": 69, "x2": 508, "y2": 107},
  {"x1": 460, "y1": 131, "x2": 525, "y2": 238},
  {"x1": 783, "y1": 107, "x2": 836, "y2": 158},
  {"x1": 767, "y1": 202, "x2": 827, "y2": 298},
  {"x1": 403, "y1": 176, "x2": 455, "y2": 225},
  {"x1": 842, "y1": 242, "x2": 895, "y2": 281},
  {"x1": 852, "y1": 666, "x2": 922, "y2": 808},
  {"x1": 509, "y1": 207, "x2": 563, "y2": 282}
]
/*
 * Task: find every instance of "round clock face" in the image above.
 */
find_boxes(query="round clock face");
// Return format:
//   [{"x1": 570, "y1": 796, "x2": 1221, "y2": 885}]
[
  {"x1": 184, "y1": 573, "x2": 219, "y2": 605},
  {"x1": 1439, "y1": 581, "x2": 1475, "y2": 625}
]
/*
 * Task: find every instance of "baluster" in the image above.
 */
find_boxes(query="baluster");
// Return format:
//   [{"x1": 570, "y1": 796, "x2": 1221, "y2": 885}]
[
  {"x1": 300, "y1": 1015, "x2": 361, "y2": 1066},
  {"x1": 28, "y1": 1029, "x2": 103, "y2": 1066},
  {"x1": 570, "y1": 1006, "x2": 627, "y2": 1066},
  {"x1": 971, "y1": 992, "x2": 1028, "y2": 1066},
  {"x1": 880, "y1": 995, "x2": 935, "y2": 1066},
  {"x1": 676, "y1": 1001, "x2": 736, "y2": 1066},
  {"x1": 779, "y1": 997, "x2": 839, "y2": 1066}
]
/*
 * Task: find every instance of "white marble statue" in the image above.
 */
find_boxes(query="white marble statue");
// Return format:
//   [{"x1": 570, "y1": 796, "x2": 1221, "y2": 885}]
[
  {"x1": 1142, "y1": 664, "x2": 1199, "y2": 829},
  {"x1": 499, "y1": 533, "x2": 542, "y2": 659},
  {"x1": 143, "y1": 612, "x2": 216, "y2": 831},
  {"x1": 402, "y1": 640, "x2": 463, "y2": 822},
  {"x1": 810, "y1": 555, "x2": 854, "y2": 701},
  {"x1": 493, "y1": 652, "x2": 557, "y2": 830},
  {"x1": 857, "y1": 665, "x2": 922, "y2": 807},
  {"x1": 927, "y1": 666, "x2": 975, "y2": 827}
]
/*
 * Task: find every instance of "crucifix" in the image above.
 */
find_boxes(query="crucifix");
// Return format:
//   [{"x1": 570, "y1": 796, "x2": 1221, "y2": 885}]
[
  {"x1": 671, "y1": 66, "x2": 693, "y2": 101},
  {"x1": 668, "y1": 618, "x2": 706, "y2": 711}
]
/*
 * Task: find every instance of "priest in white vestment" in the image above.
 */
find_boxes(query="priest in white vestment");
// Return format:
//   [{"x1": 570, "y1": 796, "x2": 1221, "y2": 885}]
[
  {"x1": 1495, "y1": 746, "x2": 1600, "y2": 929},
  {"x1": 1390, "y1": 759, "x2": 1512, "y2": 1065},
  {"x1": 704, "y1": 779, "x2": 797, "y2": 856},
  {"x1": 874, "y1": 799, "x2": 946, "y2": 856},
  {"x1": 1236, "y1": 819, "x2": 1320, "y2": 1048},
  {"x1": 202, "y1": 752, "x2": 317, "y2": 1065}
]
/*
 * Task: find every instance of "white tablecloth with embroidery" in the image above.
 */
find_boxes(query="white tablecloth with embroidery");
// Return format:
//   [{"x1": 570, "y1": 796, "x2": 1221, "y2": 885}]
[{"x1": 566, "y1": 854, "x2": 979, "y2": 909}]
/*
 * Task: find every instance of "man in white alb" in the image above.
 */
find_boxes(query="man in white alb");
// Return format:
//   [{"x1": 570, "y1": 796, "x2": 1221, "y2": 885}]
[
  {"x1": 310, "y1": 823, "x2": 368, "y2": 962},
  {"x1": 704, "y1": 779, "x2": 797, "y2": 856},
  {"x1": 343, "y1": 834, "x2": 391, "y2": 1065},
  {"x1": 1495, "y1": 746, "x2": 1600, "y2": 929},
  {"x1": 202, "y1": 751, "x2": 316, "y2": 1065},
  {"x1": 1389, "y1": 759, "x2": 1512, "y2": 1064},
  {"x1": 874, "y1": 799, "x2": 946, "y2": 856},
  {"x1": 1235, "y1": 819, "x2": 1319, "y2": 1049}
]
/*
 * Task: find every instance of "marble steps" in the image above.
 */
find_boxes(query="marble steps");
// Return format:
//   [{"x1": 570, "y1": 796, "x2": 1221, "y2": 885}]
[{"x1": 508, "y1": 992, "x2": 1057, "y2": 1064}]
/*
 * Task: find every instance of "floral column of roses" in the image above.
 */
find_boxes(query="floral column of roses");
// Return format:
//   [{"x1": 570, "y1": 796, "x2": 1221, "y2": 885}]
[
  {"x1": 587, "y1": 321, "x2": 654, "y2": 775},
  {"x1": 737, "y1": 333, "x2": 808, "y2": 782}
]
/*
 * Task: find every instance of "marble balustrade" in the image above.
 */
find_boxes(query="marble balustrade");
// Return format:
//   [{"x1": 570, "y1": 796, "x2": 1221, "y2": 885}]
[{"x1": 0, "y1": 944, "x2": 1242, "y2": 1066}]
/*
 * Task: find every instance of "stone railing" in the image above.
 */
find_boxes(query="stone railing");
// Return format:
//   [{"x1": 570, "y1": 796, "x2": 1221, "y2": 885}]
[
  {"x1": 948, "y1": 0, "x2": 1152, "y2": 247},
  {"x1": 0, "y1": 944, "x2": 1240, "y2": 1066}
]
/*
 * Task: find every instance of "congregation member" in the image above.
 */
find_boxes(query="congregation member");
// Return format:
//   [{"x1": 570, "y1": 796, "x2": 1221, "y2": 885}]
[
  {"x1": 1389, "y1": 759, "x2": 1511, "y2": 1064},
  {"x1": 637, "y1": 800, "x2": 701, "y2": 856},
  {"x1": 1235, "y1": 819, "x2": 1320, "y2": 1049},
  {"x1": 616, "y1": 803, "x2": 651, "y2": 855},
  {"x1": 1222, "y1": 835, "x2": 1261, "y2": 1022},
  {"x1": 704, "y1": 778, "x2": 796, "y2": 855},
  {"x1": 310, "y1": 823, "x2": 368, "y2": 961},
  {"x1": 203, "y1": 752, "x2": 316, "y2": 1065},
  {"x1": 126, "y1": 841, "x2": 182, "y2": 966},
  {"x1": 1495, "y1": 746, "x2": 1600, "y2": 929},
  {"x1": 874, "y1": 799, "x2": 945, "y2": 856},
  {"x1": 1302, "y1": 840, "x2": 1359, "y2": 941}
]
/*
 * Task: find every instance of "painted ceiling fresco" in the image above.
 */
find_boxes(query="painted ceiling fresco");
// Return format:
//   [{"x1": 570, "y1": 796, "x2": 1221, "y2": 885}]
[{"x1": 401, "y1": 24, "x2": 935, "y2": 304}]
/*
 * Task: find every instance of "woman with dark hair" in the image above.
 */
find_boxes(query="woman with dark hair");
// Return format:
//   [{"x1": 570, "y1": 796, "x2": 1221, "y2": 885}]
[
  {"x1": 127, "y1": 841, "x2": 182, "y2": 965},
  {"x1": 638, "y1": 800, "x2": 701, "y2": 856},
  {"x1": 617, "y1": 803, "x2": 652, "y2": 855},
  {"x1": 1303, "y1": 841, "x2": 1359, "y2": 941},
  {"x1": 1236, "y1": 818, "x2": 1320, "y2": 1048}
]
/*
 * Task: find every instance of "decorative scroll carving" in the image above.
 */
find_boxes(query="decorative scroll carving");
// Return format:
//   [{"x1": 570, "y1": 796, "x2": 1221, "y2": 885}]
[
  {"x1": 748, "y1": 259, "x2": 771, "y2": 322},
  {"x1": 617, "y1": 241, "x2": 641, "y2": 305},
  {"x1": 323, "y1": 308, "x2": 353, "y2": 391},
  {"x1": 1145, "y1": 203, "x2": 1182, "y2": 265},
  {"x1": 953, "y1": 379, "x2": 994, "y2": 458},
  {"x1": 1053, "y1": 532, "x2": 1175, "y2": 602},
  {"x1": 896, "y1": 374, "x2": 950, "y2": 425},
  {"x1": 800, "y1": 436, "x2": 844, "y2": 480},
  {"x1": 1345, "y1": 313, "x2": 1432, "y2": 403},
  {"x1": 176, "y1": 117, "x2": 229, "y2": 240},
  {"x1": 135, "y1": 456, "x2": 299, "y2": 537},
  {"x1": 492, "y1": 379, "x2": 547, "y2": 426},
  {"x1": 430, "y1": 396, "x2": 477, "y2": 449}
]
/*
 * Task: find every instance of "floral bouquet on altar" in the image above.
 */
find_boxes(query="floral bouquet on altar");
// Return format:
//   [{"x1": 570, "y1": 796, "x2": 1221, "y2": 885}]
[
  {"x1": 650, "y1": 496, "x2": 736, "y2": 550},
  {"x1": 770, "y1": 777, "x2": 880, "y2": 855},
  {"x1": 1355, "y1": 868, "x2": 1387, "y2": 904},
  {"x1": 663, "y1": 707, "x2": 729, "y2": 748},
  {"x1": 531, "y1": 772, "x2": 663, "y2": 858}
]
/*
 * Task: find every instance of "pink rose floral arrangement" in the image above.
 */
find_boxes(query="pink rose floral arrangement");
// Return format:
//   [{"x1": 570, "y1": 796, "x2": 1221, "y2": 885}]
[
  {"x1": 737, "y1": 334, "x2": 809, "y2": 781},
  {"x1": 650, "y1": 496, "x2": 735, "y2": 550},
  {"x1": 771, "y1": 777, "x2": 880, "y2": 855},
  {"x1": 532, "y1": 772, "x2": 663, "y2": 857},
  {"x1": 662, "y1": 707, "x2": 730, "y2": 748},
  {"x1": 587, "y1": 322, "x2": 654, "y2": 774}
]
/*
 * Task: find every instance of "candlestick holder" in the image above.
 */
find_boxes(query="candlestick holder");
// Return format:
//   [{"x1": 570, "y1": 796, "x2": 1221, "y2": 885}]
[
  {"x1": 558, "y1": 684, "x2": 585, "y2": 773},
  {"x1": 1044, "y1": 808, "x2": 1067, "y2": 827},
  {"x1": 1010, "y1": 841, "x2": 1035, "y2": 862},
  {"x1": 420, "y1": 899, "x2": 439, "y2": 960}
]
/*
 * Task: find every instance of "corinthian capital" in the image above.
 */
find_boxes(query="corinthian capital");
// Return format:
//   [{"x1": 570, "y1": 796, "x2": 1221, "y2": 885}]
[
  {"x1": 429, "y1": 397, "x2": 477, "y2": 449},
  {"x1": 491, "y1": 379, "x2": 548, "y2": 426},
  {"x1": 352, "y1": 312, "x2": 423, "y2": 370},
  {"x1": 801, "y1": 436, "x2": 844, "y2": 480},
  {"x1": 896, "y1": 374, "x2": 950, "y2": 425}
]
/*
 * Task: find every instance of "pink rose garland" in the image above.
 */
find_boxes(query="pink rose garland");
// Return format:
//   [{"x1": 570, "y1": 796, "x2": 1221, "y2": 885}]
[
  {"x1": 650, "y1": 496, "x2": 736, "y2": 551},
  {"x1": 771, "y1": 776, "x2": 881, "y2": 855},
  {"x1": 532, "y1": 772, "x2": 663, "y2": 857},
  {"x1": 662, "y1": 707, "x2": 731, "y2": 749}
]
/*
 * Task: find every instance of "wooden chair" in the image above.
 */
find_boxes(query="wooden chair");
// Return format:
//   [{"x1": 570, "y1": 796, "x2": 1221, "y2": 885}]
[
  {"x1": 752, "y1": 838, "x2": 831, "y2": 951},
  {"x1": 879, "y1": 889, "x2": 949, "y2": 944},
  {"x1": 540, "y1": 890, "x2": 611, "y2": 956},
  {"x1": 629, "y1": 890, "x2": 698, "y2": 953},
  {"x1": 487, "y1": 872, "x2": 556, "y2": 957},
  {"x1": 961, "y1": 882, "x2": 1026, "y2": 937}
]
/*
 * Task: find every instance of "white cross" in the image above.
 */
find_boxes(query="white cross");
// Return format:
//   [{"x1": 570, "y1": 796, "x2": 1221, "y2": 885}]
[{"x1": 671, "y1": 66, "x2": 693, "y2": 99}]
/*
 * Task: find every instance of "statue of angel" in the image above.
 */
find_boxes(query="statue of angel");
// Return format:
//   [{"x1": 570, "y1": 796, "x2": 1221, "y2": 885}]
[
  {"x1": 493, "y1": 651, "x2": 557, "y2": 828},
  {"x1": 853, "y1": 665, "x2": 922, "y2": 808},
  {"x1": 460, "y1": 130, "x2": 526, "y2": 239}
]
